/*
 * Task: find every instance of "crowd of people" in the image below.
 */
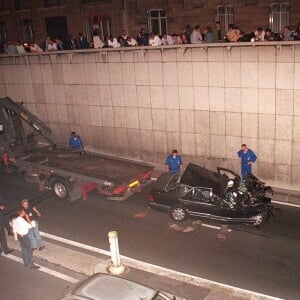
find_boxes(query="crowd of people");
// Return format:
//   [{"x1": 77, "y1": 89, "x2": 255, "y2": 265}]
[{"x1": 1, "y1": 21, "x2": 300, "y2": 54}]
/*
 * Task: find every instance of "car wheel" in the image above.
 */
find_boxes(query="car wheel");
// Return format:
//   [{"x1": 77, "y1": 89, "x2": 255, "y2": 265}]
[
  {"x1": 52, "y1": 179, "x2": 69, "y2": 200},
  {"x1": 170, "y1": 206, "x2": 187, "y2": 222},
  {"x1": 254, "y1": 213, "x2": 263, "y2": 225}
]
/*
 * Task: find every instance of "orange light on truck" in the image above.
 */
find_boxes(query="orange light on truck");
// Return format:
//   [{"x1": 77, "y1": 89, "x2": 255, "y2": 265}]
[{"x1": 128, "y1": 180, "x2": 139, "y2": 188}]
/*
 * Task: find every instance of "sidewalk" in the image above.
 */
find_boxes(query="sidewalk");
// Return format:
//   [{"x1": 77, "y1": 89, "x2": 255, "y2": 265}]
[
  {"x1": 272, "y1": 187, "x2": 300, "y2": 206},
  {"x1": 6, "y1": 235, "x2": 280, "y2": 300}
]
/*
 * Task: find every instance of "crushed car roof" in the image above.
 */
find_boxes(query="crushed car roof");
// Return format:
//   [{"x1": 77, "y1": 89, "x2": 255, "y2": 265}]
[{"x1": 180, "y1": 163, "x2": 229, "y2": 196}]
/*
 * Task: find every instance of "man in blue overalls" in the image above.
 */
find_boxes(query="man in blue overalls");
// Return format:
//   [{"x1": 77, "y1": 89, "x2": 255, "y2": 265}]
[
  {"x1": 165, "y1": 149, "x2": 183, "y2": 174},
  {"x1": 237, "y1": 144, "x2": 257, "y2": 178},
  {"x1": 69, "y1": 131, "x2": 84, "y2": 153}
]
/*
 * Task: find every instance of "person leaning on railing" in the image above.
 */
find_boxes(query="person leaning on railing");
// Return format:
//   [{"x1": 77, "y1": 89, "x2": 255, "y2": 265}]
[{"x1": 292, "y1": 22, "x2": 300, "y2": 40}]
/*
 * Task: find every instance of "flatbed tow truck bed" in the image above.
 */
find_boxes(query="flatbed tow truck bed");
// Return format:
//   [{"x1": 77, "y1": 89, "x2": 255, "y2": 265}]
[
  {"x1": 0, "y1": 97, "x2": 153, "y2": 201},
  {"x1": 17, "y1": 146, "x2": 153, "y2": 201}
]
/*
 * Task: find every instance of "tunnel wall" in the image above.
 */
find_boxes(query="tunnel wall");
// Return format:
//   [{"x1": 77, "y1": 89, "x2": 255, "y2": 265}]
[{"x1": 0, "y1": 42, "x2": 300, "y2": 190}]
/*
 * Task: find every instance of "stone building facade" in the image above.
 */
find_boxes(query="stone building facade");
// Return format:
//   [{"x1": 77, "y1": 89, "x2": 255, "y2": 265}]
[{"x1": 0, "y1": 0, "x2": 299, "y2": 44}]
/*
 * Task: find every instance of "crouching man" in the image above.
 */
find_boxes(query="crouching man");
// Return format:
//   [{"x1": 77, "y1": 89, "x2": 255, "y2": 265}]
[{"x1": 69, "y1": 131, "x2": 84, "y2": 155}]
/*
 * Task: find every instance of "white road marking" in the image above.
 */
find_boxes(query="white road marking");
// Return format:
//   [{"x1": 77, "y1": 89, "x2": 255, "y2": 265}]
[
  {"x1": 41, "y1": 232, "x2": 111, "y2": 256},
  {"x1": 272, "y1": 200, "x2": 300, "y2": 208},
  {"x1": 5, "y1": 253, "x2": 79, "y2": 283},
  {"x1": 201, "y1": 223, "x2": 232, "y2": 232},
  {"x1": 40, "y1": 231, "x2": 282, "y2": 300}
]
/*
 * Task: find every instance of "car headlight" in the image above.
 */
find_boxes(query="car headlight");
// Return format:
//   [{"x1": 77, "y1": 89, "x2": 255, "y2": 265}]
[{"x1": 227, "y1": 180, "x2": 234, "y2": 187}]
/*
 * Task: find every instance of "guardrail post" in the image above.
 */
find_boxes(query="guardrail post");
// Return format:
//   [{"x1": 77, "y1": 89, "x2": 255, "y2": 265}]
[{"x1": 107, "y1": 231, "x2": 126, "y2": 275}]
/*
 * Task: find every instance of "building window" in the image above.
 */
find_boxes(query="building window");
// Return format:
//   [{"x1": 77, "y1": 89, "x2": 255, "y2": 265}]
[
  {"x1": 45, "y1": 16, "x2": 68, "y2": 40},
  {"x1": 147, "y1": 9, "x2": 167, "y2": 35},
  {"x1": 269, "y1": 2, "x2": 290, "y2": 33},
  {"x1": 0, "y1": 22, "x2": 7, "y2": 44},
  {"x1": 81, "y1": 0, "x2": 103, "y2": 3},
  {"x1": 84, "y1": 15, "x2": 111, "y2": 42},
  {"x1": 15, "y1": 0, "x2": 30, "y2": 10},
  {"x1": 22, "y1": 19, "x2": 34, "y2": 42},
  {"x1": 215, "y1": 5, "x2": 234, "y2": 31},
  {"x1": 43, "y1": 0, "x2": 62, "y2": 7}
]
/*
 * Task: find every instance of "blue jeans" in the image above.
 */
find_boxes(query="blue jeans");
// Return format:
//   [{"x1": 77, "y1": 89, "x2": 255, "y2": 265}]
[
  {"x1": 28, "y1": 222, "x2": 45, "y2": 249},
  {"x1": 241, "y1": 163, "x2": 252, "y2": 178},
  {"x1": 18, "y1": 234, "x2": 33, "y2": 266}
]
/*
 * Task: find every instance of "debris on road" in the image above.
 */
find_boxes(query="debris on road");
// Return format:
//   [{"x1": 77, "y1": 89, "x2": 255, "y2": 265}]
[
  {"x1": 134, "y1": 210, "x2": 148, "y2": 218},
  {"x1": 169, "y1": 220, "x2": 202, "y2": 233},
  {"x1": 169, "y1": 223, "x2": 184, "y2": 232},
  {"x1": 217, "y1": 225, "x2": 229, "y2": 239}
]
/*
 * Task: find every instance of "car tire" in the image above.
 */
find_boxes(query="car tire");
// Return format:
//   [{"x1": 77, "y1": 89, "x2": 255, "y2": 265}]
[
  {"x1": 254, "y1": 213, "x2": 263, "y2": 226},
  {"x1": 52, "y1": 179, "x2": 69, "y2": 200},
  {"x1": 170, "y1": 206, "x2": 188, "y2": 222}
]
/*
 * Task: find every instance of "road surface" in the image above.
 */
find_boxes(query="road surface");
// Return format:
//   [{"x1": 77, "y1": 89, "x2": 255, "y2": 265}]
[{"x1": 0, "y1": 173, "x2": 299, "y2": 299}]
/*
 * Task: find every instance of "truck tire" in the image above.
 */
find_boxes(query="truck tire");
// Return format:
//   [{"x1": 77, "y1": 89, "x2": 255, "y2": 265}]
[{"x1": 52, "y1": 179, "x2": 69, "y2": 200}]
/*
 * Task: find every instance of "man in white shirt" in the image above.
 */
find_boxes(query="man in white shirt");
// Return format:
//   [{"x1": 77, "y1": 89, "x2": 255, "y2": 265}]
[
  {"x1": 254, "y1": 27, "x2": 265, "y2": 41},
  {"x1": 16, "y1": 41, "x2": 26, "y2": 54},
  {"x1": 108, "y1": 36, "x2": 121, "y2": 48},
  {"x1": 162, "y1": 34, "x2": 173, "y2": 45},
  {"x1": 127, "y1": 36, "x2": 138, "y2": 46},
  {"x1": 93, "y1": 32, "x2": 105, "y2": 49},
  {"x1": 190, "y1": 25, "x2": 203, "y2": 43},
  {"x1": 47, "y1": 40, "x2": 57, "y2": 51},
  {"x1": 12, "y1": 208, "x2": 40, "y2": 269},
  {"x1": 149, "y1": 33, "x2": 162, "y2": 46},
  {"x1": 30, "y1": 42, "x2": 43, "y2": 52}
]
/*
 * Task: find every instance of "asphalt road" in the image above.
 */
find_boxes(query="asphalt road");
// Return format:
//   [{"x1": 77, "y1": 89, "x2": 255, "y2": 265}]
[
  {"x1": 1, "y1": 173, "x2": 300, "y2": 299},
  {"x1": 0, "y1": 255, "x2": 82, "y2": 300}
]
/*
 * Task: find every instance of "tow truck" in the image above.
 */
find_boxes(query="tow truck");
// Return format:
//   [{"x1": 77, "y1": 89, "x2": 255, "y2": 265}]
[{"x1": 0, "y1": 97, "x2": 153, "y2": 201}]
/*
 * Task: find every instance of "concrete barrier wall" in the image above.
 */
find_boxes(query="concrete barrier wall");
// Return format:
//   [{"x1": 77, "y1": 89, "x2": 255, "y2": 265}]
[{"x1": 0, "y1": 42, "x2": 300, "y2": 190}]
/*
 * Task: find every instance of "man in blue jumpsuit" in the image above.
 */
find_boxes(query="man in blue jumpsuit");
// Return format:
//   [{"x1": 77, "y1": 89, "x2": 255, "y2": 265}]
[
  {"x1": 165, "y1": 149, "x2": 183, "y2": 174},
  {"x1": 69, "y1": 131, "x2": 84, "y2": 151},
  {"x1": 237, "y1": 144, "x2": 257, "y2": 177}
]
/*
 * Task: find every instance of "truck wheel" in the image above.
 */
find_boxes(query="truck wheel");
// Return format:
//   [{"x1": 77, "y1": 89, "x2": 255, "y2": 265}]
[
  {"x1": 170, "y1": 206, "x2": 188, "y2": 222},
  {"x1": 52, "y1": 179, "x2": 68, "y2": 200}
]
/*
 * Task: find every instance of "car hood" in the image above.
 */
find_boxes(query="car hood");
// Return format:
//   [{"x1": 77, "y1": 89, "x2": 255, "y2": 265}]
[{"x1": 180, "y1": 163, "x2": 228, "y2": 197}]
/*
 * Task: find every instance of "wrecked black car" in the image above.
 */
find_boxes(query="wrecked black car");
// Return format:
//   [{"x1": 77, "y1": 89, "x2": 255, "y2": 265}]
[{"x1": 148, "y1": 163, "x2": 274, "y2": 226}]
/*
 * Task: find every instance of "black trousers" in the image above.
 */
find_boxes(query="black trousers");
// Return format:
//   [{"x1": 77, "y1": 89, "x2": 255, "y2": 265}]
[{"x1": 0, "y1": 228, "x2": 9, "y2": 253}]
